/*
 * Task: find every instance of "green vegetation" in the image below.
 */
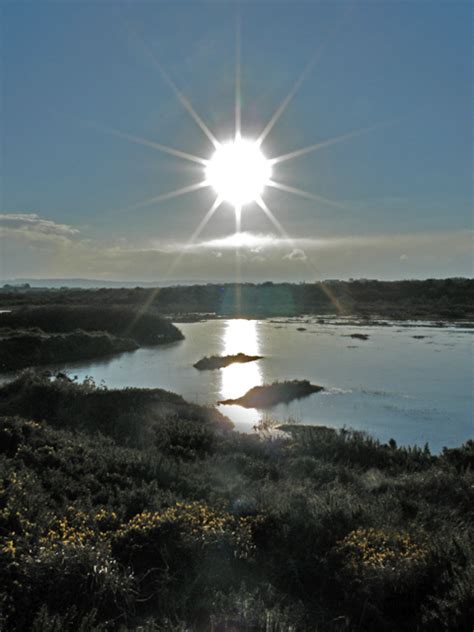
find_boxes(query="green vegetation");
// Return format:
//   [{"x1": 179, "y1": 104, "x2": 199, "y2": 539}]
[
  {"x1": 219, "y1": 379, "x2": 324, "y2": 408},
  {"x1": 1, "y1": 278, "x2": 473, "y2": 320},
  {"x1": 193, "y1": 352, "x2": 263, "y2": 371},
  {"x1": 0, "y1": 330, "x2": 138, "y2": 371},
  {"x1": 1, "y1": 373, "x2": 471, "y2": 630}
]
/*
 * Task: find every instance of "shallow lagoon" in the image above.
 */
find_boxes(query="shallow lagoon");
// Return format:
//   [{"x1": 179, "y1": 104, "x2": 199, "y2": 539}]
[{"x1": 6, "y1": 318, "x2": 473, "y2": 452}]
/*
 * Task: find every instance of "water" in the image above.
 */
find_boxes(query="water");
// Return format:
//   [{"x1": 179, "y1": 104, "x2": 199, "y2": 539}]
[{"x1": 4, "y1": 318, "x2": 473, "y2": 452}]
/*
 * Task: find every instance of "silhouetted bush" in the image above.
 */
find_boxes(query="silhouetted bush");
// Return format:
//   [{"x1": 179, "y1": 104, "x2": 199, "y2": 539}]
[
  {"x1": 0, "y1": 330, "x2": 138, "y2": 371},
  {"x1": 0, "y1": 305, "x2": 183, "y2": 345}
]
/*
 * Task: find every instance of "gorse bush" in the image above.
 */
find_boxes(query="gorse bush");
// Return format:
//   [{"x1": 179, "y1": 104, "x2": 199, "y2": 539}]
[
  {"x1": 0, "y1": 377, "x2": 472, "y2": 630},
  {"x1": 336, "y1": 528, "x2": 429, "y2": 570}
]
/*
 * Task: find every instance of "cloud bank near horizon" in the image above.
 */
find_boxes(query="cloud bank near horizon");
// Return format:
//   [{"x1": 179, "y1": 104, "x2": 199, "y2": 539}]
[{"x1": 1, "y1": 213, "x2": 471, "y2": 282}]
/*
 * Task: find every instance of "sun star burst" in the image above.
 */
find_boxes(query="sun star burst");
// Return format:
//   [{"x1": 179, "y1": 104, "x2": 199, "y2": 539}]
[{"x1": 96, "y1": 11, "x2": 393, "y2": 263}]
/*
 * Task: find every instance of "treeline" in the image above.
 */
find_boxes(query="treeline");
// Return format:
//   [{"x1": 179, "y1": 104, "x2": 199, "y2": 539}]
[
  {"x1": 1, "y1": 278, "x2": 473, "y2": 319},
  {"x1": 0, "y1": 372, "x2": 473, "y2": 630}
]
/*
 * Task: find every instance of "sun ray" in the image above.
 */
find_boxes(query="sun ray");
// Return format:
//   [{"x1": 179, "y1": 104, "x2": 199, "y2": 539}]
[
  {"x1": 235, "y1": 204, "x2": 242, "y2": 234},
  {"x1": 267, "y1": 179, "x2": 345, "y2": 209},
  {"x1": 129, "y1": 196, "x2": 224, "y2": 321},
  {"x1": 270, "y1": 120, "x2": 396, "y2": 165},
  {"x1": 150, "y1": 58, "x2": 220, "y2": 149},
  {"x1": 255, "y1": 196, "x2": 292, "y2": 242},
  {"x1": 235, "y1": 13, "x2": 242, "y2": 138},
  {"x1": 256, "y1": 2, "x2": 354, "y2": 146},
  {"x1": 125, "y1": 180, "x2": 210, "y2": 212},
  {"x1": 86, "y1": 119, "x2": 208, "y2": 165},
  {"x1": 256, "y1": 59, "x2": 314, "y2": 148},
  {"x1": 256, "y1": 198, "x2": 344, "y2": 314},
  {"x1": 187, "y1": 196, "x2": 224, "y2": 247},
  {"x1": 318, "y1": 281, "x2": 346, "y2": 315},
  {"x1": 256, "y1": 195, "x2": 318, "y2": 268},
  {"x1": 125, "y1": 22, "x2": 220, "y2": 148},
  {"x1": 165, "y1": 196, "x2": 224, "y2": 276},
  {"x1": 50, "y1": 110, "x2": 209, "y2": 166},
  {"x1": 234, "y1": 242, "x2": 242, "y2": 316}
]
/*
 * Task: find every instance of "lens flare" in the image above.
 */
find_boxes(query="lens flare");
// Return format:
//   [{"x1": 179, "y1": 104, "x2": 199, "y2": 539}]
[{"x1": 206, "y1": 137, "x2": 272, "y2": 207}]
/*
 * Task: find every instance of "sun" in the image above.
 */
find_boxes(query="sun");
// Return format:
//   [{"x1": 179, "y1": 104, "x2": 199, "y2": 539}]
[{"x1": 205, "y1": 136, "x2": 272, "y2": 208}]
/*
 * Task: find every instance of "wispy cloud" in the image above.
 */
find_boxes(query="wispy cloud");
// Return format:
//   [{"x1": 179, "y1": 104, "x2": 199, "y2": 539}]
[
  {"x1": 283, "y1": 248, "x2": 307, "y2": 261},
  {"x1": 0, "y1": 213, "x2": 79, "y2": 241},
  {"x1": 190, "y1": 229, "x2": 472, "y2": 254},
  {"x1": 195, "y1": 232, "x2": 281, "y2": 250}
]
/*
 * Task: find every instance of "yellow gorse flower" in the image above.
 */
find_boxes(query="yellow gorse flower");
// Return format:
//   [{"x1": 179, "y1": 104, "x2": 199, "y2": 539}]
[
  {"x1": 39, "y1": 507, "x2": 119, "y2": 551},
  {"x1": 1, "y1": 539, "x2": 16, "y2": 557},
  {"x1": 337, "y1": 528, "x2": 428, "y2": 571},
  {"x1": 114, "y1": 502, "x2": 257, "y2": 558}
]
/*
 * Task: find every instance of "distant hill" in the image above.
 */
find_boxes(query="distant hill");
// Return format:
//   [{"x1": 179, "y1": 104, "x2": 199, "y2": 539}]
[{"x1": 0, "y1": 278, "x2": 200, "y2": 289}]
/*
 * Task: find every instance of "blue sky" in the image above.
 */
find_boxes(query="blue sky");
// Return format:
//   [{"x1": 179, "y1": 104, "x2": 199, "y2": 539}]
[{"x1": 0, "y1": 1, "x2": 472, "y2": 281}]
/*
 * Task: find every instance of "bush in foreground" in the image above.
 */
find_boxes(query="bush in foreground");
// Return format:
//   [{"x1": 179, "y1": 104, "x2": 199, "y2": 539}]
[{"x1": 0, "y1": 379, "x2": 472, "y2": 630}]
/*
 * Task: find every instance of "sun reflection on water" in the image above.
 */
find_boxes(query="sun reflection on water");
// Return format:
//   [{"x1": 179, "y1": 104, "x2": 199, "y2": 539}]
[{"x1": 218, "y1": 319, "x2": 263, "y2": 429}]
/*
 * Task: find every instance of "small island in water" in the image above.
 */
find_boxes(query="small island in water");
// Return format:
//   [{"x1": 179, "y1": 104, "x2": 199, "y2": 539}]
[
  {"x1": 194, "y1": 352, "x2": 263, "y2": 371},
  {"x1": 345, "y1": 333, "x2": 370, "y2": 341},
  {"x1": 219, "y1": 379, "x2": 324, "y2": 408}
]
